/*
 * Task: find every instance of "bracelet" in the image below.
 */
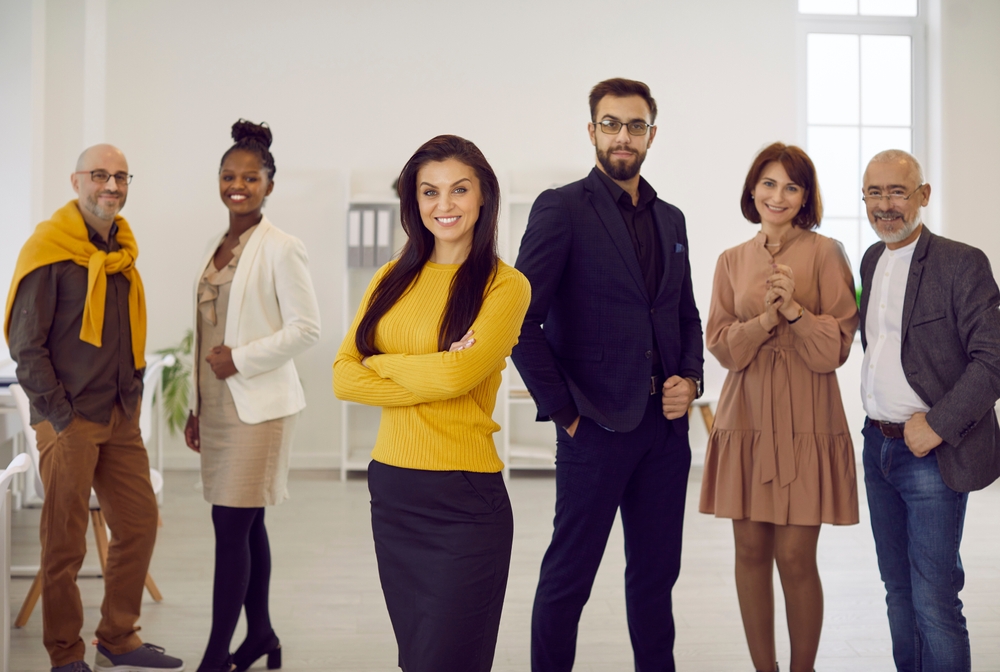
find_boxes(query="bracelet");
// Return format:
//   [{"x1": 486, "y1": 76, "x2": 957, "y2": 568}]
[{"x1": 787, "y1": 306, "x2": 804, "y2": 324}]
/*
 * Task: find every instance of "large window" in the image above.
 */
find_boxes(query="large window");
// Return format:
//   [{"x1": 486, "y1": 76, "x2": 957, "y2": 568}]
[{"x1": 798, "y1": 0, "x2": 924, "y2": 280}]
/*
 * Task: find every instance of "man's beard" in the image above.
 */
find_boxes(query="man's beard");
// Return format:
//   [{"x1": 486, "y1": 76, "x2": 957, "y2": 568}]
[
  {"x1": 870, "y1": 206, "x2": 921, "y2": 244},
  {"x1": 83, "y1": 189, "x2": 126, "y2": 221},
  {"x1": 596, "y1": 144, "x2": 645, "y2": 181}
]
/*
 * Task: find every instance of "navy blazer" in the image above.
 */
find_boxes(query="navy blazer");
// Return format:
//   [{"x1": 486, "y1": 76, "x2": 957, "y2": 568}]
[
  {"x1": 860, "y1": 225, "x2": 1000, "y2": 492},
  {"x1": 511, "y1": 168, "x2": 704, "y2": 434}
]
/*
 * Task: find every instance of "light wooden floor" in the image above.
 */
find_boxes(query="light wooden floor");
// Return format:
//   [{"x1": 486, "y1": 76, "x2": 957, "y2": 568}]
[{"x1": 7, "y1": 466, "x2": 1000, "y2": 671}]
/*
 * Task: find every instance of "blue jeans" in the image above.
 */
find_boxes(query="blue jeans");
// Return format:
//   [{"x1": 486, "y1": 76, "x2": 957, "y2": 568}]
[{"x1": 862, "y1": 419, "x2": 970, "y2": 672}]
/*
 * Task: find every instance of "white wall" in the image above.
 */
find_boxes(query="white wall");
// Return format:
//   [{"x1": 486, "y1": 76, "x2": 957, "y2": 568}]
[
  {"x1": 94, "y1": 0, "x2": 799, "y2": 467},
  {"x1": 1, "y1": 0, "x2": 996, "y2": 468},
  {"x1": 939, "y1": 0, "x2": 1000, "y2": 268},
  {"x1": 0, "y1": 0, "x2": 43, "y2": 364}
]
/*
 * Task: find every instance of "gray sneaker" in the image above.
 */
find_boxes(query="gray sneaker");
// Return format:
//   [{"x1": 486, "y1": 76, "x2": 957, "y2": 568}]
[
  {"x1": 52, "y1": 662, "x2": 93, "y2": 672},
  {"x1": 94, "y1": 643, "x2": 184, "y2": 672}
]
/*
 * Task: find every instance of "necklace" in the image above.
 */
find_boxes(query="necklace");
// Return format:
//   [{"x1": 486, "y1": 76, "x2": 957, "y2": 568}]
[{"x1": 765, "y1": 242, "x2": 781, "y2": 247}]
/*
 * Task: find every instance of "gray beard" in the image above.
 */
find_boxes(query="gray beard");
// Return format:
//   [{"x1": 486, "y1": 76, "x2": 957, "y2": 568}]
[
  {"x1": 871, "y1": 207, "x2": 921, "y2": 244},
  {"x1": 83, "y1": 192, "x2": 124, "y2": 221}
]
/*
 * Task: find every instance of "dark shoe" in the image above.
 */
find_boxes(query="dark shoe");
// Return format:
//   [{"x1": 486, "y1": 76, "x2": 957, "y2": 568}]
[
  {"x1": 233, "y1": 632, "x2": 281, "y2": 671},
  {"x1": 196, "y1": 655, "x2": 235, "y2": 672},
  {"x1": 52, "y1": 662, "x2": 93, "y2": 672},
  {"x1": 95, "y1": 643, "x2": 185, "y2": 671}
]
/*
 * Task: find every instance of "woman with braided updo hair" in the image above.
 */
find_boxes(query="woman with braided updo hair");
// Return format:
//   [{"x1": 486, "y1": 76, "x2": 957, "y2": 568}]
[{"x1": 184, "y1": 120, "x2": 321, "y2": 672}]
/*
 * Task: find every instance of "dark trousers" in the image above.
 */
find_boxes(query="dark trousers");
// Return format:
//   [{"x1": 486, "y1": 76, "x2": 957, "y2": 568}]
[
  {"x1": 368, "y1": 460, "x2": 513, "y2": 672},
  {"x1": 531, "y1": 394, "x2": 691, "y2": 672}
]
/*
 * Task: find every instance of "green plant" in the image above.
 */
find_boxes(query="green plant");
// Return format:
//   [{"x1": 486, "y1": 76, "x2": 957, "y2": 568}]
[{"x1": 154, "y1": 329, "x2": 193, "y2": 436}]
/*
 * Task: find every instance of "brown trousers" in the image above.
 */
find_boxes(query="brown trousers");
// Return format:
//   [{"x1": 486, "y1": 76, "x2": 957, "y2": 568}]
[{"x1": 34, "y1": 402, "x2": 158, "y2": 667}]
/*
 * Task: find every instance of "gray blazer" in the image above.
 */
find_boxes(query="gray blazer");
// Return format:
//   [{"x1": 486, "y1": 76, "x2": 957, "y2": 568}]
[{"x1": 860, "y1": 225, "x2": 1000, "y2": 492}]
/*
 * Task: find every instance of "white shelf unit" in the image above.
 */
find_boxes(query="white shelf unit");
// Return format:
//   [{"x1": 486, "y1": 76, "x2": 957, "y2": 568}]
[
  {"x1": 339, "y1": 171, "x2": 406, "y2": 481},
  {"x1": 495, "y1": 171, "x2": 579, "y2": 478}
]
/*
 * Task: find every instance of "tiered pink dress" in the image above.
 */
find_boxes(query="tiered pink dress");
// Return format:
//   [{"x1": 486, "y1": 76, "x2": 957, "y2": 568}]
[{"x1": 699, "y1": 227, "x2": 860, "y2": 526}]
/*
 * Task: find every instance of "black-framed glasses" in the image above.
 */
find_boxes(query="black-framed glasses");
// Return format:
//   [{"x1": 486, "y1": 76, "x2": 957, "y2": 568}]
[
  {"x1": 862, "y1": 183, "x2": 923, "y2": 204},
  {"x1": 595, "y1": 119, "x2": 654, "y2": 136},
  {"x1": 76, "y1": 170, "x2": 133, "y2": 185}
]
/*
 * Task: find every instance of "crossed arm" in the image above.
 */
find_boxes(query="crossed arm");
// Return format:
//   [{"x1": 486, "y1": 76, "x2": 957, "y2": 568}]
[{"x1": 333, "y1": 267, "x2": 531, "y2": 406}]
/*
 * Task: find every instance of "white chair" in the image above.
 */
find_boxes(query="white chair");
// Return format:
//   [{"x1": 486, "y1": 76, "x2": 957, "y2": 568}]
[
  {"x1": 9, "y1": 384, "x2": 164, "y2": 628},
  {"x1": 140, "y1": 354, "x2": 175, "y2": 489},
  {"x1": 1, "y1": 453, "x2": 30, "y2": 672}
]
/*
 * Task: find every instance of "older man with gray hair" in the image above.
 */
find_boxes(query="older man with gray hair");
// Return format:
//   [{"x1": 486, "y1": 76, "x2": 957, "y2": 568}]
[{"x1": 858, "y1": 149, "x2": 1000, "y2": 672}]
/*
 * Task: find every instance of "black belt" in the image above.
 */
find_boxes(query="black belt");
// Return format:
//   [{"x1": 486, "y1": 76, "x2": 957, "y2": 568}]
[
  {"x1": 650, "y1": 374, "x2": 664, "y2": 396},
  {"x1": 871, "y1": 419, "x2": 906, "y2": 439}
]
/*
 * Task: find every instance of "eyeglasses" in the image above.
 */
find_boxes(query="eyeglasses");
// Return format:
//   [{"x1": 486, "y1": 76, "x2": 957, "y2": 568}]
[
  {"x1": 594, "y1": 119, "x2": 654, "y2": 136},
  {"x1": 76, "y1": 170, "x2": 133, "y2": 185},
  {"x1": 862, "y1": 184, "x2": 923, "y2": 204}
]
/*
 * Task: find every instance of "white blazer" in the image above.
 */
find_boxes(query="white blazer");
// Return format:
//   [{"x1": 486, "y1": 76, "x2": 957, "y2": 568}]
[{"x1": 192, "y1": 217, "x2": 321, "y2": 424}]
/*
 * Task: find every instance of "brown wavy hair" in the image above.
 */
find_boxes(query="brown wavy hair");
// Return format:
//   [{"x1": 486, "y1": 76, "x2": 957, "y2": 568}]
[{"x1": 741, "y1": 142, "x2": 823, "y2": 230}]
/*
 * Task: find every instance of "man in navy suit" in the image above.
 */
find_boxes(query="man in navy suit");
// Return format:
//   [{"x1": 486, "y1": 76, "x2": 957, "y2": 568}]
[{"x1": 512, "y1": 78, "x2": 704, "y2": 672}]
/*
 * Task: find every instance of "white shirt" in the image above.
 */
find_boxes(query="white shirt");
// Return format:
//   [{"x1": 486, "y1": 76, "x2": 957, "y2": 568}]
[{"x1": 861, "y1": 238, "x2": 930, "y2": 422}]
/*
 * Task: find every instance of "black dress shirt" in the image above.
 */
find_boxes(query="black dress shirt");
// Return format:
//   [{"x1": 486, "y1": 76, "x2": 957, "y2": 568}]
[
  {"x1": 8, "y1": 221, "x2": 143, "y2": 432},
  {"x1": 595, "y1": 169, "x2": 664, "y2": 373}
]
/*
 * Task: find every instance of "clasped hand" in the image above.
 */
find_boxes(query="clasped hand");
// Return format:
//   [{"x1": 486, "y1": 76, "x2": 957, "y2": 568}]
[
  {"x1": 662, "y1": 376, "x2": 696, "y2": 420},
  {"x1": 206, "y1": 344, "x2": 238, "y2": 379},
  {"x1": 761, "y1": 263, "x2": 801, "y2": 331}
]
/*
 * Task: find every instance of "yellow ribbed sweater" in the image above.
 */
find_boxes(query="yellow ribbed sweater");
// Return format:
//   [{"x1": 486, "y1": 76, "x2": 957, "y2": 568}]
[{"x1": 333, "y1": 260, "x2": 531, "y2": 472}]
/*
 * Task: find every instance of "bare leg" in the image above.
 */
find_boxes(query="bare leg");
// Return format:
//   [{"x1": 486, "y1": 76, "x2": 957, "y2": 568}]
[
  {"x1": 774, "y1": 524, "x2": 823, "y2": 672},
  {"x1": 733, "y1": 519, "x2": 778, "y2": 672}
]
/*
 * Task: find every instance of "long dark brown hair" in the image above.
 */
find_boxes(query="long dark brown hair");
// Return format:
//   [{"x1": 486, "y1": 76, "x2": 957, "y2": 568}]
[{"x1": 355, "y1": 135, "x2": 501, "y2": 356}]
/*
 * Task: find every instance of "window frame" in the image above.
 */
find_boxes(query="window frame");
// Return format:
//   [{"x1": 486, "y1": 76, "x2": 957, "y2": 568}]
[{"x1": 796, "y1": 8, "x2": 928, "y2": 275}]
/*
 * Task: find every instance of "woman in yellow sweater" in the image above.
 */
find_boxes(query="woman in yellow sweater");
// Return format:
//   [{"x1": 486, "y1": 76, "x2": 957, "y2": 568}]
[{"x1": 334, "y1": 135, "x2": 530, "y2": 672}]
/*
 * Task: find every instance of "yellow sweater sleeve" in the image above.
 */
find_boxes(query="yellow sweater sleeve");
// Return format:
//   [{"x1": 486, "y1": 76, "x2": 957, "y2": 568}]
[
  {"x1": 332, "y1": 264, "x2": 433, "y2": 407},
  {"x1": 365, "y1": 266, "x2": 531, "y2": 399}
]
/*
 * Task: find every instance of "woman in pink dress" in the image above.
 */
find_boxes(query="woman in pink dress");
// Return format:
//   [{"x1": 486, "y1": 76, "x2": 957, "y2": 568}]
[{"x1": 700, "y1": 142, "x2": 859, "y2": 672}]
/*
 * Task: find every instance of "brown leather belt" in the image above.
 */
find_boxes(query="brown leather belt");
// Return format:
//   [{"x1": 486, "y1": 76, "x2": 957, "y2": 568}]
[
  {"x1": 650, "y1": 375, "x2": 664, "y2": 396},
  {"x1": 871, "y1": 419, "x2": 906, "y2": 439}
]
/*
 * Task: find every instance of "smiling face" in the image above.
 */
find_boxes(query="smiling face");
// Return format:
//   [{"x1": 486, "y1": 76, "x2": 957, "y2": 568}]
[
  {"x1": 416, "y1": 158, "x2": 483, "y2": 262},
  {"x1": 588, "y1": 95, "x2": 656, "y2": 182},
  {"x1": 863, "y1": 159, "x2": 929, "y2": 246},
  {"x1": 751, "y1": 161, "x2": 806, "y2": 229},
  {"x1": 219, "y1": 149, "x2": 274, "y2": 218},
  {"x1": 72, "y1": 145, "x2": 130, "y2": 221}
]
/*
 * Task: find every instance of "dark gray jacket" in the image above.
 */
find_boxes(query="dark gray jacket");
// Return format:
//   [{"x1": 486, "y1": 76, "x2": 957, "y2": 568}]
[{"x1": 860, "y1": 225, "x2": 1000, "y2": 492}]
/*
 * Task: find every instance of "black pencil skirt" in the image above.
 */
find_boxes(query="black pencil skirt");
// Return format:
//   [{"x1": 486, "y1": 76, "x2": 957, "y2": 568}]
[{"x1": 368, "y1": 459, "x2": 514, "y2": 672}]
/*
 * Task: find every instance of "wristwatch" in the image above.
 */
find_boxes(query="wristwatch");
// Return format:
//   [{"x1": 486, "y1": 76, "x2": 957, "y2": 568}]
[{"x1": 685, "y1": 376, "x2": 704, "y2": 400}]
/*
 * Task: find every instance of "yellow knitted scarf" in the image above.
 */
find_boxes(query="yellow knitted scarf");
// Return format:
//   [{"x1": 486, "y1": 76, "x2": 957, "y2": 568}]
[{"x1": 4, "y1": 200, "x2": 147, "y2": 369}]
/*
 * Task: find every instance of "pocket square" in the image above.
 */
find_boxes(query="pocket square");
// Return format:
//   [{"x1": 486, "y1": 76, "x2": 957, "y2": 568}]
[{"x1": 674, "y1": 243, "x2": 685, "y2": 253}]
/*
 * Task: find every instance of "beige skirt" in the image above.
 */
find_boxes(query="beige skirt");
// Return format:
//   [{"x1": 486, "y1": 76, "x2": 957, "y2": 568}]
[{"x1": 199, "y1": 398, "x2": 298, "y2": 508}]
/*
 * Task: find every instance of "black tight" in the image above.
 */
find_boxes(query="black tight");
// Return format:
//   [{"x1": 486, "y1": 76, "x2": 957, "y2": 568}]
[{"x1": 199, "y1": 505, "x2": 273, "y2": 668}]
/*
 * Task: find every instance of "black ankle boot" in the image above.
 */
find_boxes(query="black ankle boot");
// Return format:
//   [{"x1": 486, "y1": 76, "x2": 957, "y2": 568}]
[{"x1": 233, "y1": 632, "x2": 281, "y2": 672}]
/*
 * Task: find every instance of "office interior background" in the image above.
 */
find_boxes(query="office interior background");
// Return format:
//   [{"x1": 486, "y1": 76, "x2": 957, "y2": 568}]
[{"x1": 1, "y1": 0, "x2": 999, "y2": 670}]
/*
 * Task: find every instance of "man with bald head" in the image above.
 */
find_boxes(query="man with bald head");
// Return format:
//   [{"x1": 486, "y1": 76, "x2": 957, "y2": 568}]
[
  {"x1": 5, "y1": 146, "x2": 184, "y2": 672},
  {"x1": 858, "y1": 149, "x2": 1000, "y2": 672}
]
